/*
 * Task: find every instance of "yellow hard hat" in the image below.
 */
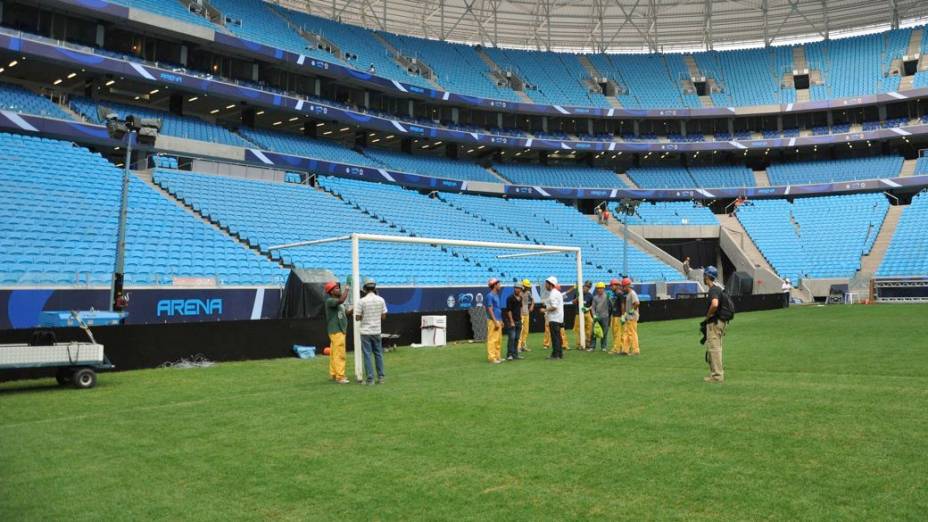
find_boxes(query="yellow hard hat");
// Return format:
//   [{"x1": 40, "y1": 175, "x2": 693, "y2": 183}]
[
  {"x1": 595, "y1": 282, "x2": 606, "y2": 289},
  {"x1": 522, "y1": 279, "x2": 532, "y2": 287}
]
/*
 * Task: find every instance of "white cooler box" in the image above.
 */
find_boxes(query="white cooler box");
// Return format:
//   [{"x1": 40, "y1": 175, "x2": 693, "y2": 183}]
[{"x1": 420, "y1": 315, "x2": 447, "y2": 346}]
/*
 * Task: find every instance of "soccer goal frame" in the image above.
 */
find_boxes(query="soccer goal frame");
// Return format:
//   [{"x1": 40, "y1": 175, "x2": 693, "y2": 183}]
[{"x1": 269, "y1": 233, "x2": 585, "y2": 382}]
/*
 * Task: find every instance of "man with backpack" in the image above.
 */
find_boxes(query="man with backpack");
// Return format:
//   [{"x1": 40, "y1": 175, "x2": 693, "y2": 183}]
[{"x1": 702, "y1": 266, "x2": 734, "y2": 383}]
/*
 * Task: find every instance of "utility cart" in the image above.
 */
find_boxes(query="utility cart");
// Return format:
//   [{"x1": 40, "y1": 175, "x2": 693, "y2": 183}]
[{"x1": 0, "y1": 311, "x2": 114, "y2": 389}]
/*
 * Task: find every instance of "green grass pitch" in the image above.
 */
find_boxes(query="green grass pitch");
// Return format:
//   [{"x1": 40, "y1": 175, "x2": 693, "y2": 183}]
[{"x1": 2, "y1": 304, "x2": 927, "y2": 520}]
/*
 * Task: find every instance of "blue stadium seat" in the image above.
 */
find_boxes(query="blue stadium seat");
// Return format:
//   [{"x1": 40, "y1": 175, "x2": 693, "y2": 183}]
[
  {"x1": 737, "y1": 193, "x2": 889, "y2": 281},
  {"x1": 878, "y1": 192, "x2": 928, "y2": 276},
  {"x1": 70, "y1": 97, "x2": 253, "y2": 148},
  {"x1": 0, "y1": 133, "x2": 286, "y2": 286}
]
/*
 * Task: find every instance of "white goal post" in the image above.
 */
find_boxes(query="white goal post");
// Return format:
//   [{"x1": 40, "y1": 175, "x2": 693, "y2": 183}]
[{"x1": 269, "y1": 233, "x2": 585, "y2": 382}]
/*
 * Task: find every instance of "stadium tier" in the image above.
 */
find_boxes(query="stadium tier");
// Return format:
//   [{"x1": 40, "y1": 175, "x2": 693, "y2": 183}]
[
  {"x1": 379, "y1": 33, "x2": 522, "y2": 102},
  {"x1": 438, "y1": 191, "x2": 683, "y2": 283},
  {"x1": 627, "y1": 167, "x2": 695, "y2": 189},
  {"x1": 0, "y1": 133, "x2": 285, "y2": 286},
  {"x1": 108, "y1": 0, "x2": 218, "y2": 29},
  {"x1": 737, "y1": 193, "x2": 889, "y2": 282},
  {"x1": 688, "y1": 166, "x2": 756, "y2": 188},
  {"x1": 48, "y1": 1, "x2": 923, "y2": 110},
  {"x1": 320, "y1": 176, "x2": 593, "y2": 283},
  {"x1": 362, "y1": 149, "x2": 499, "y2": 183},
  {"x1": 766, "y1": 156, "x2": 904, "y2": 185},
  {"x1": 154, "y1": 169, "x2": 499, "y2": 285},
  {"x1": 483, "y1": 48, "x2": 611, "y2": 108},
  {"x1": 627, "y1": 203, "x2": 719, "y2": 226},
  {"x1": 272, "y1": 7, "x2": 431, "y2": 88},
  {"x1": 208, "y1": 0, "x2": 319, "y2": 58},
  {"x1": 70, "y1": 97, "x2": 253, "y2": 148},
  {"x1": 0, "y1": 83, "x2": 74, "y2": 120},
  {"x1": 493, "y1": 164, "x2": 625, "y2": 188},
  {"x1": 237, "y1": 127, "x2": 377, "y2": 166},
  {"x1": 878, "y1": 192, "x2": 928, "y2": 277}
]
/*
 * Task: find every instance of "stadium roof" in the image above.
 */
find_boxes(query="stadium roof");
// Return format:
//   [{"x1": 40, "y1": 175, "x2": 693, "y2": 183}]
[{"x1": 271, "y1": 0, "x2": 928, "y2": 53}]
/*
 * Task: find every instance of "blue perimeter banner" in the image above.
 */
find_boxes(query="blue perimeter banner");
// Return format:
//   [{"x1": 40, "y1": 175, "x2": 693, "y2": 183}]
[{"x1": 1, "y1": 282, "x2": 699, "y2": 330}]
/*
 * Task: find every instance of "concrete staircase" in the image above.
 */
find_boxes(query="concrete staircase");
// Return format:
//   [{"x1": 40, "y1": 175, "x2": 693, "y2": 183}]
[
  {"x1": 577, "y1": 55, "x2": 622, "y2": 108},
  {"x1": 698, "y1": 95, "x2": 714, "y2": 107},
  {"x1": 899, "y1": 29, "x2": 920, "y2": 92},
  {"x1": 716, "y1": 213, "x2": 788, "y2": 296},
  {"x1": 137, "y1": 169, "x2": 289, "y2": 267},
  {"x1": 683, "y1": 55, "x2": 701, "y2": 77},
  {"x1": 618, "y1": 172, "x2": 637, "y2": 188},
  {"x1": 907, "y1": 28, "x2": 923, "y2": 56},
  {"x1": 753, "y1": 169, "x2": 770, "y2": 187},
  {"x1": 485, "y1": 166, "x2": 511, "y2": 184},
  {"x1": 899, "y1": 159, "x2": 917, "y2": 177},
  {"x1": 792, "y1": 46, "x2": 807, "y2": 70},
  {"x1": 588, "y1": 216, "x2": 685, "y2": 276},
  {"x1": 790, "y1": 45, "x2": 815, "y2": 102},
  {"x1": 476, "y1": 49, "x2": 534, "y2": 104},
  {"x1": 849, "y1": 205, "x2": 904, "y2": 296}
]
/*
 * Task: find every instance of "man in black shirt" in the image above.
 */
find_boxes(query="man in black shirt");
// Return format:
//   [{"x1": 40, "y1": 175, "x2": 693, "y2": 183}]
[
  {"x1": 505, "y1": 285, "x2": 524, "y2": 361},
  {"x1": 703, "y1": 266, "x2": 730, "y2": 383}
]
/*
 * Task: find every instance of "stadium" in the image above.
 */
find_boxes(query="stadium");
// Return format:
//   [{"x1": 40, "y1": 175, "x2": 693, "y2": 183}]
[{"x1": 1, "y1": 0, "x2": 927, "y2": 518}]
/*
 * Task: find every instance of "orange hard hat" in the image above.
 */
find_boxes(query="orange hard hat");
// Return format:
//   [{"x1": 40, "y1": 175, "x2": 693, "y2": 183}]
[
  {"x1": 610, "y1": 278, "x2": 620, "y2": 285},
  {"x1": 621, "y1": 277, "x2": 632, "y2": 286},
  {"x1": 324, "y1": 281, "x2": 339, "y2": 294},
  {"x1": 487, "y1": 277, "x2": 500, "y2": 288}
]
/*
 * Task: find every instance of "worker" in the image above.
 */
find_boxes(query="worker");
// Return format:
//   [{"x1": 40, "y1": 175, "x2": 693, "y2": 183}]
[
  {"x1": 324, "y1": 280, "x2": 351, "y2": 384},
  {"x1": 485, "y1": 278, "x2": 504, "y2": 364},
  {"x1": 571, "y1": 281, "x2": 594, "y2": 350},
  {"x1": 504, "y1": 284, "x2": 524, "y2": 361},
  {"x1": 608, "y1": 278, "x2": 625, "y2": 354},
  {"x1": 356, "y1": 278, "x2": 387, "y2": 385},
  {"x1": 539, "y1": 276, "x2": 565, "y2": 359},
  {"x1": 703, "y1": 266, "x2": 734, "y2": 383},
  {"x1": 591, "y1": 282, "x2": 611, "y2": 352},
  {"x1": 542, "y1": 280, "x2": 568, "y2": 350},
  {"x1": 518, "y1": 279, "x2": 534, "y2": 352},
  {"x1": 620, "y1": 277, "x2": 640, "y2": 355}
]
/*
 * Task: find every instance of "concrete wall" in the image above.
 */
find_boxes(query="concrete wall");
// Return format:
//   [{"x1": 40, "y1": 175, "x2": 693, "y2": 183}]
[
  {"x1": 719, "y1": 227, "x2": 783, "y2": 295},
  {"x1": 155, "y1": 135, "x2": 245, "y2": 162}
]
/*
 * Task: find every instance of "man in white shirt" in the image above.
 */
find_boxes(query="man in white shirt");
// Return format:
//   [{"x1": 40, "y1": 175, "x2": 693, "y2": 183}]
[
  {"x1": 356, "y1": 278, "x2": 388, "y2": 384},
  {"x1": 539, "y1": 276, "x2": 565, "y2": 359}
]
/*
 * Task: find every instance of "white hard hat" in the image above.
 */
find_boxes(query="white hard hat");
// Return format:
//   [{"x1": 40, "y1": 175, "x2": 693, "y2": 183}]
[{"x1": 545, "y1": 276, "x2": 558, "y2": 286}]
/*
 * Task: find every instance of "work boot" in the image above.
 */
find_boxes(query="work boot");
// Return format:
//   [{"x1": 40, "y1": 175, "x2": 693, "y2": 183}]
[{"x1": 703, "y1": 376, "x2": 723, "y2": 383}]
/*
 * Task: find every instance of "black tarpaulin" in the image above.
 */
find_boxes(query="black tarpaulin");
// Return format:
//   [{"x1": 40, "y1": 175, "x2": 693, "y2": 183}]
[{"x1": 278, "y1": 268, "x2": 335, "y2": 319}]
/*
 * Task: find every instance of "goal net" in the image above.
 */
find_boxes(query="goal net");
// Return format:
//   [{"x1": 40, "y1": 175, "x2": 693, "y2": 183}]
[{"x1": 270, "y1": 233, "x2": 586, "y2": 382}]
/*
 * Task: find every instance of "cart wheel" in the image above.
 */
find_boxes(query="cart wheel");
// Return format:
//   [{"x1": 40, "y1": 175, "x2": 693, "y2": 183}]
[
  {"x1": 55, "y1": 369, "x2": 72, "y2": 386},
  {"x1": 72, "y1": 368, "x2": 97, "y2": 389}
]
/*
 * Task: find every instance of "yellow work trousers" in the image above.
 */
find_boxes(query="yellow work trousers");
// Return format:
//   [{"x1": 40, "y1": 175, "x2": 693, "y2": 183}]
[
  {"x1": 573, "y1": 311, "x2": 593, "y2": 348},
  {"x1": 328, "y1": 332, "x2": 347, "y2": 380},
  {"x1": 519, "y1": 314, "x2": 530, "y2": 350},
  {"x1": 544, "y1": 320, "x2": 568, "y2": 348},
  {"x1": 622, "y1": 319, "x2": 639, "y2": 354},
  {"x1": 609, "y1": 316, "x2": 624, "y2": 353},
  {"x1": 486, "y1": 319, "x2": 502, "y2": 362}
]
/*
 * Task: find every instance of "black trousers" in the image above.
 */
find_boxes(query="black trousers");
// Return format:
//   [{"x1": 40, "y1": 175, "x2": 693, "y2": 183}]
[{"x1": 549, "y1": 321, "x2": 564, "y2": 358}]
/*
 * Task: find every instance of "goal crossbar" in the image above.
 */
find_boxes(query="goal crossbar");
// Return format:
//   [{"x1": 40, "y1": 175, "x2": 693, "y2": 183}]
[{"x1": 269, "y1": 233, "x2": 585, "y2": 381}]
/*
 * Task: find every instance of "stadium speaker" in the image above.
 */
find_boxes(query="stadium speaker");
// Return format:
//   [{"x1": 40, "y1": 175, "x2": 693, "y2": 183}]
[
  {"x1": 139, "y1": 118, "x2": 162, "y2": 131},
  {"x1": 106, "y1": 118, "x2": 128, "y2": 140},
  {"x1": 137, "y1": 127, "x2": 158, "y2": 145}
]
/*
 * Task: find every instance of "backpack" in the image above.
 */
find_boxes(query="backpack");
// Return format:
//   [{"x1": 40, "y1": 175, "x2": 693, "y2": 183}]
[{"x1": 716, "y1": 289, "x2": 736, "y2": 322}]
